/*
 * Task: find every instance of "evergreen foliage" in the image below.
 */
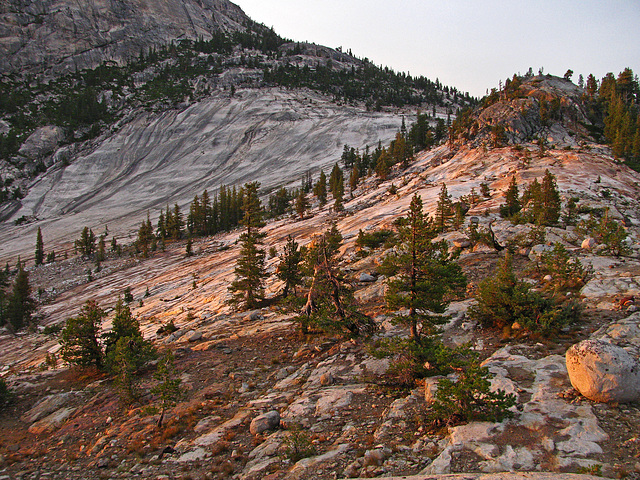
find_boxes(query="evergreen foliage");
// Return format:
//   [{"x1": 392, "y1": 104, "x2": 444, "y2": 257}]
[
  {"x1": 434, "y1": 183, "x2": 454, "y2": 233},
  {"x1": 60, "y1": 300, "x2": 106, "y2": 369},
  {"x1": 103, "y1": 298, "x2": 156, "y2": 373},
  {"x1": 228, "y1": 182, "x2": 267, "y2": 309},
  {"x1": 469, "y1": 253, "x2": 580, "y2": 335},
  {"x1": 382, "y1": 194, "x2": 466, "y2": 341},
  {"x1": 313, "y1": 170, "x2": 328, "y2": 206},
  {"x1": 300, "y1": 223, "x2": 373, "y2": 337},
  {"x1": 276, "y1": 235, "x2": 303, "y2": 297},
  {"x1": 430, "y1": 354, "x2": 516, "y2": 426},
  {"x1": 151, "y1": 352, "x2": 185, "y2": 428},
  {"x1": 34, "y1": 227, "x2": 44, "y2": 266},
  {"x1": 6, "y1": 262, "x2": 36, "y2": 331},
  {"x1": 499, "y1": 177, "x2": 521, "y2": 219},
  {"x1": 75, "y1": 227, "x2": 96, "y2": 257}
]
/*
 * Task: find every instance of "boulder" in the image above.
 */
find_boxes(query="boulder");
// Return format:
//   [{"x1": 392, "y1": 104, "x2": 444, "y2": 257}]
[
  {"x1": 566, "y1": 339, "x2": 640, "y2": 403},
  {"x1": 249, "y1": 410, "x2": 280, "y2": 435},
  {"x1": 359, "y1": 273, "x2": 377, "y2": 282},
  {"x1": 581, "y1": 237, "x2": 597, "y2": 250}
]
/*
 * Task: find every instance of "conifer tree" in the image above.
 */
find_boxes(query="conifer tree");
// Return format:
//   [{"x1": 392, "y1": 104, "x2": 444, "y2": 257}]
[
  {"x1": 60, "y1": 300, "x2": 105, "y2": 369},
  {"x1": 295, "y1": 189, "x2": 309, "y2": 219},
  {"x1": 499, "y1": 176, "x2": 521, "y2": 219},
  {"x1": 136, "y1": 214, "x2": 153, "y2": 257},
  {"x1": 329, "y1": 163, "x2": 344, "y2": 198},
  {"x1": 103, "y1": 298, "x2": 156, "y2": 375},
  {"x1": 75, "y1": 227, "x2": 96, "y2": 257},
  {"x1": 276, "y1": 235, "x2": 303, "y2": 297},
  {"x1": 34, "y1": 227, "x2": 44, "y2": 266},
  {"x1": 228, "y1": 182, "x2": 267, "y2": 309},
  {"x1": 383, "y1": 194, "x2": 466, "y2": 342},
  {"x1": 301, "y1": 223, "x2": 372, "y2": 336},
  {"x1": 96, "y1": 235, "x2": 106, "y2": 262},
  {"x1": 6, "y1": 262, "x2": 36, "y2": 331},
  {"x1": 540, "y1": 170, "x2": 561, "y2": 225},
  {"x1": 313, "y1": 170, "x2": 328, "y2": 206},
  {"x1": 434, "y1": 183, "x2": 454, "y2": 233}
]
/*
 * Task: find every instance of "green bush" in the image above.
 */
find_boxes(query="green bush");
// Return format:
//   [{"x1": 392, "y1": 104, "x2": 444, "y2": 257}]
[
  {"x1": 0, "y1": 378, "x2": 12, "y2": 406},
  {"x1": 430, "y1": 357, "x2": 516, "y2": 427},
  {"x1": 469, "y1": 253, "x2": 580, "y2": 335},
  {"x1": 576, "y1": 209, "x2": 630, "y2": 257},
  {"x1": 283, "y1": 425, "x2": 316, "y2": 462},
  {"x1": 536, "y1": 243, "x2": 592, "y2": 294},
  {"x1": 355, "y1": 228, "x2": 396, "y2": 252}
]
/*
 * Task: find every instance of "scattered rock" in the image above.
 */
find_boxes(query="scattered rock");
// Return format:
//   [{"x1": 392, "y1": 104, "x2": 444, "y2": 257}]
[
  {"x1": 188, "y1": 330, "x2": 203, "y2": 342},
  {"x1": 249, "y1": 410, "x2": 280, "y2": 435},
  {"x1": 582, "y1": 237, "x2": 597, "y2": 250},
  {"x1": 359, "y1": 273, "x2": 377, "y2": 282},
  {"x1": 566, "y1": 339, "x2": 640, "y2": 403},
  {"x1": 244, "y1": 310, "x2": 263, "y2": 322}
]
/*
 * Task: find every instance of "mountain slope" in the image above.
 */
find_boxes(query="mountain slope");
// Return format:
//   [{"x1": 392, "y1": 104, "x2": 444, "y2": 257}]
[
  {"x1": 0, "y1": 0, "x2": 249, "y2": 76},
  {"x1": 0, "y1": 88, "x2": 407, "y2": 262}
]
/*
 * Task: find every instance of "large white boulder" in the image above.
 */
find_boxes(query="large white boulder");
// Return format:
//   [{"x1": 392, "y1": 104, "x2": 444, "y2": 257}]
[{"x1": 566, "y1": 339, "x2": 640, "y2": 403}]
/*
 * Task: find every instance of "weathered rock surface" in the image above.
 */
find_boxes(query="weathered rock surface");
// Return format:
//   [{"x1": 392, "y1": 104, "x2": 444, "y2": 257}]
[
  {"x1": 21, "y1": 391, "x2": 76, "y2": 424},
  {"x1": 340, "y1": 474, "x2": 607, "y2": 480},
  {"x1": 566, "y1": 339, "x2": 640, "y2": 403},
  {"x1": 0, "y1": 88, "x2": 406, "y2": 262},
  {"x1": 0, "y1": 0, "x2": 249, "y2": 76}
]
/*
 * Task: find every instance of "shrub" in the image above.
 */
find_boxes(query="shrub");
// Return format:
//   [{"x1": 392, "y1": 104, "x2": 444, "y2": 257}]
[
  {"x1": 355, "y1": 228, "x2": 396, "y2": 252},
  {"x1": 469, "y1": 253, "x2": 580, "y2": 335},
  {"x1": 576, "y1": 209, "x2": 630, "y2": 257},
  {"x1": 60, "y1": 300, "x2": 106, "y2": 369},
  {"x1": 283, "y1": 425, "x2": 316, "y2": 462},
  {"x1": 430, "y1": 356, "x2": 516, "y2": 427},
  {"x1": 0, "y1": 378, "x2": 12, "y2": 406},
  {"x1": 536, "y1": 243, "x2": 592, "y2": 294}
]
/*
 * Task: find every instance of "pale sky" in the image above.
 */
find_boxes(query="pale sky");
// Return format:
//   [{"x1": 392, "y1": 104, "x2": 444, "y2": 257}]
[{"x1": 234, "y1": 0, "x2": 640, "y2": 98}]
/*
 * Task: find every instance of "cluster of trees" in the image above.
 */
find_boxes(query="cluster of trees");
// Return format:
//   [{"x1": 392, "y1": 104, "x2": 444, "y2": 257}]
[
  {"x1": 499, "y1": 170, "x2": 561, "y2": 225},
  {"x1": 59, "y1": 297, "x2": 184, "y2": 418},
  {"x1": 593, "y1": 68, "x2": 640, "y2": 167},
  {"x1": 0, "y1": 262, "x2": 36, "y2": 332}
]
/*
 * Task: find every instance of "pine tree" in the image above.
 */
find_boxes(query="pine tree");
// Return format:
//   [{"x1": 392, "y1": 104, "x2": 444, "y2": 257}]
[
  {"x1": 383, "y1": 194, "x2": 466, "y2": 342},
  {"x1": 276, "y1": 235, "x2": 303, "y2": 297},
  {"x1": 151, "y1": 352, "x2": 184, "y2": 428},
  {"x1": 313, "y1": 170, "x2": 327, "y2": 206},
  {"x1": 499, "y1": 176, "x2": 521, "y2": 218},
  {"x1": 228, "y1": 182, "x2": 267, "y2": 309},
  {"x1": 34, "y1": 227, "x2": 44, "y2": 266},
  {"x1": 434, "y1": 183, "x2": 454, "y2": 233},
  {"x1": 295, "y1": 189, "x2": 309, "y2": 219},
  {"x1": 540, "y1": 170, "x2": 561, "y2": 225},
  {"x1": 136, "y1": 214, "x2": 153, "y2": 257},
  {"x1": 301, "y1": 223, "x2": 372, "y2": 336},
  {"x1": 60, "y1": 300, "x2": 105, "y2": 369},
  {"x1": 329, "y1": 163, "x2": 344, "y2": 198},
  {"x1": 6, "y1": 263, "x2": 36, "y2": 331},
  {"x1": 75, "y1": 227, "x2": 96, "y2": 257},
  {"x1": 96, "y1": 235, "x2": 106, "y2": 262},
  {"x1": 103, "y1": 298, "x2": 156, "y2": 375}
]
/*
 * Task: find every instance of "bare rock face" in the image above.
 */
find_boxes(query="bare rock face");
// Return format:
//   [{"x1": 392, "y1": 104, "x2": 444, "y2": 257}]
[
  {"x1": 566, "y1": 339, "x2": 640, "y2": 403},
  {"x1": 0, "y1": 0, "x2": 249, "y2": 76},
  {"x1": 18, "y1": 125, "x2": 66, "y2": 161}
]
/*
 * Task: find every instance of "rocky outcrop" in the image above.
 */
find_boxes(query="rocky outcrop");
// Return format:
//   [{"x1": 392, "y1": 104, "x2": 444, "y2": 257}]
[
  {"x1": 453, "y1": 75, "x2": 595, "y2": 148},
  {"x1": 0, "y1": 0, "x2": 249, "y2": 76}
]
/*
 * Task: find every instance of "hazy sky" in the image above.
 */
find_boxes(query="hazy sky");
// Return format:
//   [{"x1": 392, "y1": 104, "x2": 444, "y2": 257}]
[{"x1": 234, "y1": 0, "x2": 640, "y2": 98}]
